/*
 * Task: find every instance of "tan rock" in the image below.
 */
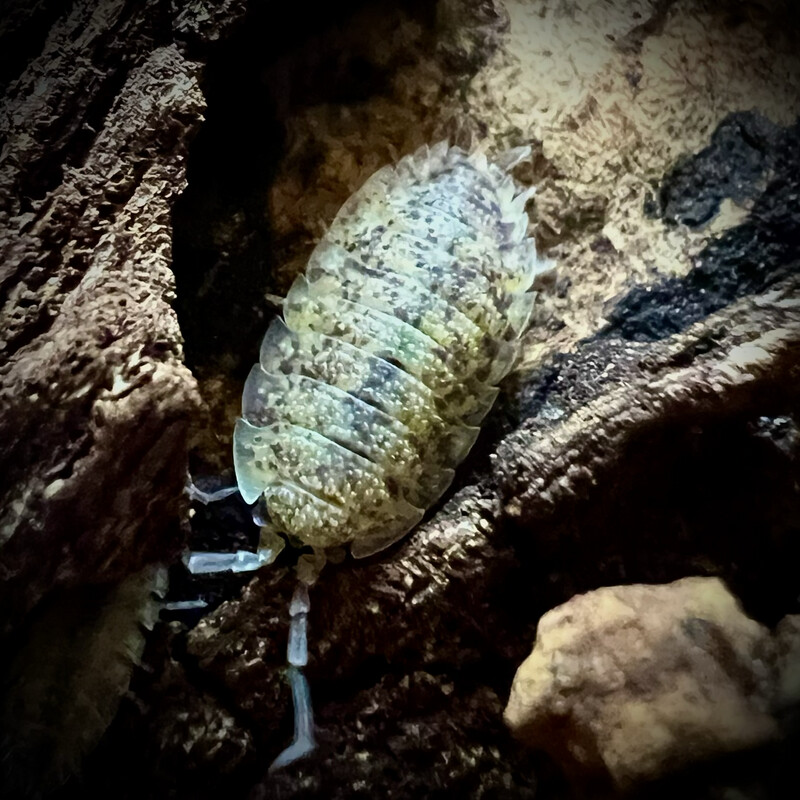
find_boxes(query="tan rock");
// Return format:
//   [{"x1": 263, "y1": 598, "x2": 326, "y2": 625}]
[{"x1": 504, "y1": 577, "x2": 779, "y2": 791}]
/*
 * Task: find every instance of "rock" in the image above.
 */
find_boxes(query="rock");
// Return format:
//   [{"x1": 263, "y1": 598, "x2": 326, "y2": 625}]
[{"x1": 504, "y1": 577, "x2": 782, "y2": 791}]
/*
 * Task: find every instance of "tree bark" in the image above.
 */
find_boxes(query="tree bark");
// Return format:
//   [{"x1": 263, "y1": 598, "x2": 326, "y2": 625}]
[{"x1": 0, "y1": 0, "x2": 234, "y2": 635}]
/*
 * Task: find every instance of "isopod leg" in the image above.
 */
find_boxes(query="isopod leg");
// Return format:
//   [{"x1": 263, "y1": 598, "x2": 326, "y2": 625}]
[
  {"x1": 182, "y1": 548, "x2": 278, "y2": 574},
  {"x1": 186, "y1": 481, "x2": 240, "y2": 504},
  {"x1": 182, "y1": 525, "x2": 286, "y2": 575},
  {"x1": 183, "y1": 488, "x2": 287, "y2": 575},
  {"x1": 269, "y1": 579, "x2": 318, "y2": 771},
  {"x1": 268, "y1": 667, "x2": 316, "y2": 772}
]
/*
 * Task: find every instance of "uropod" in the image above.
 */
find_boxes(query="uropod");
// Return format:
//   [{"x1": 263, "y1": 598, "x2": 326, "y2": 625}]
[{"x1": 188, "y1": 140, "x2": 552, "y2": 770}]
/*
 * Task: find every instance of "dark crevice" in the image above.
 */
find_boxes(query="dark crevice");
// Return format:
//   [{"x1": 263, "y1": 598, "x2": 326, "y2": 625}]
[
  {"x1": 658, "y1": 111, "x2": 785, "y2": 227},
  {"x1": 9, "y1": 2, "x2": 173, "y2": 206},
  {"x1": 507, "y1": 414, "x2": 800, "y2": 627},
  {"x1": 0, "y1": 0, "x2": 69, "y2": 93},
  {"x1": 64, "y1": 64, "x2": 130, "y2": 172},
  {"x1": 72, "y1": 621, "x2": 263, "y2": 800},
  {"x1": 171, "y1": 0, "x2": 440, "y2": 375}
]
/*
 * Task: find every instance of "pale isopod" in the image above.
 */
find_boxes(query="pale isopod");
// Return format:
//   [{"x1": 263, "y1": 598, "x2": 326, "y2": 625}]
[{"x1": 188, "y1": 140, "x2": 551, "y2": 769}]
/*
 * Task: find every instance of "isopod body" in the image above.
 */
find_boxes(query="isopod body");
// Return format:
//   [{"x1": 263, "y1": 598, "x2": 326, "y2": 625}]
[{"x1": 234, "y1": 141, "x2": 547, "y2": 557}]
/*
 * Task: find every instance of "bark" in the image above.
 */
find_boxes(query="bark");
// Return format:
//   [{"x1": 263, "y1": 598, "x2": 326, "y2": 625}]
[{"x1": 0, "y1": 0, "x2": 229, "y2": 636}]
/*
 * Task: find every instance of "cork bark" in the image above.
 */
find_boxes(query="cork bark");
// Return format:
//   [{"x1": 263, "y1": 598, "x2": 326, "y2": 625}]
[{"x1": 0, "y1": 0, "x2": 233, "y2": 635}]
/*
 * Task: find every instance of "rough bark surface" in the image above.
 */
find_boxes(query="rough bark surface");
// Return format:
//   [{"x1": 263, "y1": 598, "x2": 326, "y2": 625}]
[
  {"x1": 499, "y1": 278, "x2": 800, "y2": 527},
  {"x1": 0, "y1": 0, "x2": 220, "y2": 636}
]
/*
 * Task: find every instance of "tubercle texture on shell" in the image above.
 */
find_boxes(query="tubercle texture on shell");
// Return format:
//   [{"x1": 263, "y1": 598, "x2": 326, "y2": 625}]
[{"x1": 234, "y1": 142, "x2": 549, "y2": 554}]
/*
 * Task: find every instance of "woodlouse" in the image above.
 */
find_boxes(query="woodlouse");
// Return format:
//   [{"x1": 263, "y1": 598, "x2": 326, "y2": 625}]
[
  {"x1": 189, "y1": 140, "x2": 551, "y2": 770},
  {"x1": 233, "y1": 140, "x2": 548, "y2": 559}
]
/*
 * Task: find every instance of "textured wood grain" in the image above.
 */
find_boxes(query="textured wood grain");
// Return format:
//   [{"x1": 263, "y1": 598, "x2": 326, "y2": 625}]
[
  {"x1": 0, "y1": 0, "x2": 217, "y2": 636},
  {"x1": 498, "y1": 275, "x2": 800, "y2": 525}
]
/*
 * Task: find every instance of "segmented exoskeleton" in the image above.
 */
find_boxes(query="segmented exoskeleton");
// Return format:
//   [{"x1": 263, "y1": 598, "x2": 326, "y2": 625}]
[
  {"x1": 189, "y1": 141, "x2": 550, "y2": 770},
  {"x1": 234, "y1": 141, "x2": 547, "y2": 560}
]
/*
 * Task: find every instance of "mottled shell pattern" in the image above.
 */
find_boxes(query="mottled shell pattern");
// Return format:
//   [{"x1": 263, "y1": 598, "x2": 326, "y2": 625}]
[{"x1": 234, "y1": 141, "x2": 548, "y2": 557}]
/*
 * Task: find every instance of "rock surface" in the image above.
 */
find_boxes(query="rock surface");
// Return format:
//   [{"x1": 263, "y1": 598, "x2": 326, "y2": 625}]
[{"x1": 504, "y1": 577, "x2": 783, "y2": 792}]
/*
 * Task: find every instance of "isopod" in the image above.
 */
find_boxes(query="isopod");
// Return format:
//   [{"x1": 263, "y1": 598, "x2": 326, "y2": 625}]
[{"x1": 188, "y1": 140, "x2": 551, "y2": 769}]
